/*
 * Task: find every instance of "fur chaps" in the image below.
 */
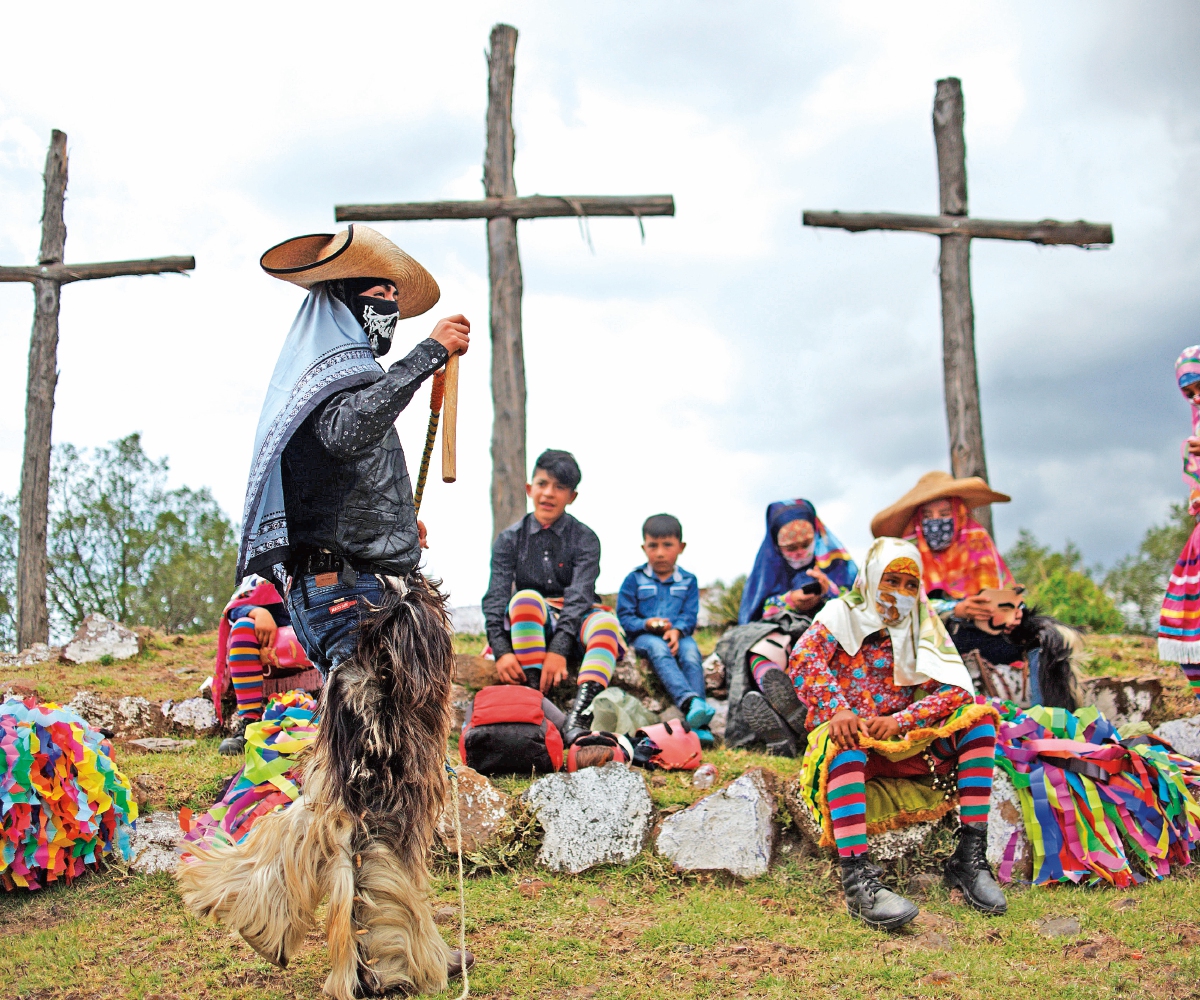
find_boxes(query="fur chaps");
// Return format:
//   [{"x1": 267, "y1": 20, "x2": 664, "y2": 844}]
[{"x1": 178, "y1": 574, "x2": 454, "y2": 998}]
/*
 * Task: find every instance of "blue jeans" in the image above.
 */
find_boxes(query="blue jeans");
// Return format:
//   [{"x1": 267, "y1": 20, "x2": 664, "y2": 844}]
[
  {"x1": 287, "y1": 573, "x2": 387, "y2": 676},
  {"x1": 633, "y1": 633, "x2": 704, "y2": 709}
]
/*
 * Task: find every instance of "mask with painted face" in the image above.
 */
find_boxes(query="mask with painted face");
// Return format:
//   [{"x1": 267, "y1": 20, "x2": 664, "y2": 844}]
[
  {"x1": 782, "y1": 545, "x2": 815, "y2": 570},
  {"x1": 921, "y1": 516, "x2": 955, "y2": 551}
]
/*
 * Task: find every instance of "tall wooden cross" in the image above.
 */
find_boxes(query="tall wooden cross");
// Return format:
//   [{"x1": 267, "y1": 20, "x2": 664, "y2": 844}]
[
  {"x1": 0, "y1": 130, "x2": 195, "y2": 648},
  {"x1": 803, "y1": 78, "x2": 1113, "y2": 533},
  {"x1": 335, "y1": 23, "x2": 675, "y2": 538}
]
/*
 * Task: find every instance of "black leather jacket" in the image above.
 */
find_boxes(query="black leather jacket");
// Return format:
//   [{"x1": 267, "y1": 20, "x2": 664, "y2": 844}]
[{"x1": 280, "y1": 338, "x2": 448, "y2": 575}]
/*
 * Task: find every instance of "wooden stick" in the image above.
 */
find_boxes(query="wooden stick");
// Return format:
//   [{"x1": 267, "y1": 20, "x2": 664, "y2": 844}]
[
  {"x1": 0, "y1": 256, "x2": 196, "y2": 284},
  {"x1": 413, "y1": 371, "x2": 445, "y2": 516},
  {"x1": 801, "y1": 210, "x2": 1112, "y2": 246},
  {"x1": 336, "y1": 194, "x2": 675, "y2": 223},
  {"x1": 441, "y1": 354, "x2": 459, "y2": 484}
]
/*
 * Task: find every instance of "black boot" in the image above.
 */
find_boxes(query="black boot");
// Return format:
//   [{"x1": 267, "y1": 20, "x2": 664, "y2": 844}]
[
  {"x1": 562, "y1": 680, "x2": 605, "y2": 746},
  {"x1": 523, "y1": 666, "x2": 542, "y2": 691},
  {"x1": 758, "y1": 667, "x2": 810, "y2": 736},
  {"x1": 740, "y1": 691, "x2": 801, "y2": 757},
  {"x1": 944, "y1": 825, "x2": 1007, "y2": 914},
  {"x1": 840, "y1": 855, "x2": 919, "y2": 930}
]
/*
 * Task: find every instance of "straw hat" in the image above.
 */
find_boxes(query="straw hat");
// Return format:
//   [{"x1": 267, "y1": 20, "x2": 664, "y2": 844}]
[
  {"x1": 260, "y1": 224, "x2": 440, "y2": 319},
  {"x1": 870, "y1": 471, "x2": 1011, "y2": 539}
]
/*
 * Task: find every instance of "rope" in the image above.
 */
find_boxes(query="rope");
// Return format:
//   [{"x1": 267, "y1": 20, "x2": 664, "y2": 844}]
[
  {"x1": 413, "y1": 371, "x2": 446, "y2": 516},
  {"x1": 447, "y1": 762, "x2": 470, "y2": 999}
]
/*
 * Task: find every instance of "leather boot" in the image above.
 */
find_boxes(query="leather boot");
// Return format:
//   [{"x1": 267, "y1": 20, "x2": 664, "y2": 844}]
[
  {"x1": 448, "y1": 949, "x2": 475, "y2": 979},
  {"x1": 944, "y1": 824, "x2": 1007, "y2": 914},
  {"x1": 562, "y1": 680, "x2": 605, "y2": 746},
  {"x1": 840, "y1": 855, "x2": 919, "y2": 930},
  {"x1": 739, "y1": 691, "x2": 800, "y2": 757}
]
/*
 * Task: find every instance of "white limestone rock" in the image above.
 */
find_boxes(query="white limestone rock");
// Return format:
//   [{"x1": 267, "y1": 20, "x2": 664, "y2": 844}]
[
  {"x1": 524, "y1": 762, "x2": 653, "y2": 873},
  {"x1": 0, "y1": 642, "x2": 61, "y2": 668},
  {"x1": 437, "y1": 764, "x2": 512, "y2": 853},
  {"x1": 868, "y1": 822, "x2": 941, "y2": 861},
  {"x1": 62, "y1": 614, "x2": 141, "y2": 664},
  {"x1": 65, "y1": 692, "x2": 155, "y2": 737},
  {"x1": 1078, "y1": 675, "x2": 1162, "y2": 728},
  {"x1": 1154, "y1": 714, "x2": 1200, "y2": 761},
  {"x1": 130, "y1": 810, "x2": 182, "y2": 874},
  {"x1": 168, "y1": 696, "x2": 219, "y2": 734},
  {"x1": 983, "y1": 770, "x2": 1032, "y2": 880},
  {"x1": 656, "y1": 770, "x2": 775, "y2": 877}
]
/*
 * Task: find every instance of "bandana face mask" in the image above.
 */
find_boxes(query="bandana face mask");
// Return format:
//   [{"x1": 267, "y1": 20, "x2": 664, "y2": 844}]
[
  {"x1": 876, "y1": 590, "x2": 917, "y2": 625},
  {"x1": 921, "y1": 516, "x2": 955, "y2": 551},
  {"x1": 359, "y1": 299, "x2": 399, "y2": 356}
]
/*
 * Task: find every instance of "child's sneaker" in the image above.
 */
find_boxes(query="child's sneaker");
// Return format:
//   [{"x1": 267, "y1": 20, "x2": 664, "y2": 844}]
[
  {"x1": 684, "y1": 696, "x2": 715, "y2": 731},
  {"x1": 692, "y1": 727, "x2": 715, "y2": 748}
]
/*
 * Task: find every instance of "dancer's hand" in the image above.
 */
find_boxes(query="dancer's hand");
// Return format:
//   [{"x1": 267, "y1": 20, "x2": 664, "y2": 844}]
[
  {"x1": 663, "y1": 628, "x2": 681, "y2": 655},
  {"x1": 495, "y1": 652, "x2": 525, "y2": 684},
  {"x1": 953, "y1": 594, "x2": 992, "y2": 621},
  {"x1": 430, "y1": 315, "x2": 470, "y2": 356},
  {"x1": 829, "y1": 709, "x2": 865, "y2": 749},
  {"x1": 417, "y1": 519, "x2": 428, "y2": 549},
  {"x1": 864, "y1": 715, "x2": 901, "y2": 741},
  {"x1": 541, "y1": 652, "x2": 569, "y2": 692},
  {"x1": 1189, "y1": 436, "x2": 1200, "y2": 456},
  {"x1": 248, "y1": 607, "x2": 277, "y2": 649}
]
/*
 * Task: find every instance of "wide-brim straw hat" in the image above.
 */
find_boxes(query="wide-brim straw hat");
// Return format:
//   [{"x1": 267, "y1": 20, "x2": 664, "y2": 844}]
[
  {"x1": 870, "y1": 470, "x2": 1011, "y2": 538},
  {"x1": 260, "y1": 224, "x2": 440, "y2": 319}
]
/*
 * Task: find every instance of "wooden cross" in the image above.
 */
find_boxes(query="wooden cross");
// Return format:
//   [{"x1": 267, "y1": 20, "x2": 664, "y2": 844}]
[
  {"x1": 803, "y1": 78, "x2": 1113, "y2": 533},
  {"x1": 0, "y1": 130, "x2": 194, "y2": 648},
  {"x1": 335, "y1": 24, "x2": 674, "y2": 538}
]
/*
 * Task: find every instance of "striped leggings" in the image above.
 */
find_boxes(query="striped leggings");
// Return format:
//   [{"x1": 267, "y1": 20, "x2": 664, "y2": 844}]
[
  {"x1": 507, "y1": 589, "x2": 623, "y2": 686},
  {"x1": 1182, "y1": 665, "x2": 1200, "y2": 701},
  {"x1": 227, "y1": 617, "x2": 265, "y2": 720},
  {"x1": 827, "y1": 720, "x2": 997, "y2": 858}
]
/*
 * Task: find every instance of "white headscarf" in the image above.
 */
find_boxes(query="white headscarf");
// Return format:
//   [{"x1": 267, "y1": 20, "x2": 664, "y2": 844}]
[{"x1": 813, "y1": 537, "x2": 973, "y2": 692}]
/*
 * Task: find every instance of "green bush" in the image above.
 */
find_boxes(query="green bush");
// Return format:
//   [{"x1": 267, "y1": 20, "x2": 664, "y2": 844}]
[
  {"x1": 1004, "y1": 530, "x2": 1124, "y2": 633},
  {"x1": 1105, "y1": 502, "x2": 1196, "y2": 634},
  {"x1": 703, "y1": 575, "x2": 746, "y2": 627}
]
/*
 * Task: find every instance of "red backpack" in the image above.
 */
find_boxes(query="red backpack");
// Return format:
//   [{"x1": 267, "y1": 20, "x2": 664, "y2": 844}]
[{"x1": 459, "y1": 686, "x2": 564, "y2": 776}]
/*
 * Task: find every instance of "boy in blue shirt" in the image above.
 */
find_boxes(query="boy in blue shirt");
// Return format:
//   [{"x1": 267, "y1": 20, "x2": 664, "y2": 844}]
[{"x1": 617, "y1": 514, "x2": 715, "y2": 745}]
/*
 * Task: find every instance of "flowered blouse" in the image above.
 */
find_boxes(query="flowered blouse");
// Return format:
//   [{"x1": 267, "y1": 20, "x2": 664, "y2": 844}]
[{"x1": 786, "y1": 622, "x2": 970, "y2": 734}]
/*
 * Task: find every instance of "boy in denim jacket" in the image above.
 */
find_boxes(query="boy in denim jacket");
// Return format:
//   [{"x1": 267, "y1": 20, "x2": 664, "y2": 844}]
[{"x1": 617, "y1": 514, "x2": 714, "y2": 745}]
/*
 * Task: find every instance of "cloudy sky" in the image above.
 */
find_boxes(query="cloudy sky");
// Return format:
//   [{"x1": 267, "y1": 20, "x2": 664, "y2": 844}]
[{"x1": 1, "y1": 2, "x2": 1197, "y2": 607}]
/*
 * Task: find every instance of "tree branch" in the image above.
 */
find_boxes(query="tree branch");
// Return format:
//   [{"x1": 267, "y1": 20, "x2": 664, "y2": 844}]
[{"x1": 0, "y1": 256, "x2": 196, "y2": 284}]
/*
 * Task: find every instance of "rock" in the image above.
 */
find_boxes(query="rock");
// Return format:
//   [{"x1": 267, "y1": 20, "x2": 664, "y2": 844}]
[
  {"x1": 1035, "y1": 915, "x2": 1082, "y2": 938},
  {"x1": 62, "y1": 614, "x2": 141, "y2": 664},
  {"x1": 126, "y1": 737, "x2": 196, "y2": 753},
  {"x1": 130, "y1": 810, "x2": 183, "y2": 874},
  {"x1": 168, "y1": 697, "x2": 219, "y2": 734},
  {"x1": 985, "y1": 770, "x2": 1033, "y2": 881},
  {"x1": 703, "y1": 652, "x2": 726, "y2": 694},
  {"x1": 656, "y1": 769, "x2": 776, "y2": 877},
  {"x1": 437, "y1": 765, "x2": 512, "y2": 853},
  {"x1": 454, "y1": 654, "x2": 499, "y2": 690},
  {"x1": 132, "y1": 773, "x2": 159, "y2": 808},
  {"x1": 1154, "y1": 714, "x2": 1200, "y2": 760},
  {"x1": 613, "y1": 647, "x2": 653, "y2": 698},
  {"x1": 708, "y1": 698, "x2": 729, "y2": 739},
  {"x1": 434, "y1": 905, "x2": 459, "y2": 925},
  {"x1": 0, "y1": 642, "x2": 61, "y2": 668},
  {"x1": 908, "y1": 872, "x2": 942, "y2": 896},
  {"x1": 868, "y1": 822, "x2": 941, "y2": 861},
  {"x1": 1078, "y1": 675, "x2": 1162, "y2": 728},
  {"x1": 65, "y1": 692, "x2": 156, "y2": 738},
  {"x1": 449, "y1": 605, "x2": 486, "y2": 634},
  {"x1": 449, "y1": 683, "x2": 472, "y2": 734},
  {"x1": 524, "y1": 762, "x2": 653, "y2": 873}
]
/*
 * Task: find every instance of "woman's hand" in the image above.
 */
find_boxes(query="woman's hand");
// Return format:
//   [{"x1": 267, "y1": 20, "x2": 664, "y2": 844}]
[
  {"x1": 417, "y1": 519, "x2": 428, "y2": 549},
  {"x1": 829, "y1": 709, "x2": 865, "y2": 749},
  {"x1": 787, "y1": 589, "x2": 821, "y2": 612},
  {"x1": 809, "y1": 566, "x2": 833, "y2": 594},
  {"x1": 541, "y1": 652, "x2": 569, "y2": 692},
  {"x1": 953, "y1": 594, "x2": 993, "y2": 621},
  {"x1": 248, "y1": 607, "x2": 277, "y2": 648},
  {"x1": 864, "y1": 715, "x2": 901, "y2": 741},
  {"x1": 495, "y1": 652, "x2": 526, "y2": 684}
]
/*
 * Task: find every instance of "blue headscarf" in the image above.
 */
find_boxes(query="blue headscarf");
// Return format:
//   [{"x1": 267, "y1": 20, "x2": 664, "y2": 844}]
[
  {"x1": 236, "y1": 287, "x2": 382, "y2": 580},
  {"x1": 737, "y1": 498, "x2": 858, "y2": 624}
]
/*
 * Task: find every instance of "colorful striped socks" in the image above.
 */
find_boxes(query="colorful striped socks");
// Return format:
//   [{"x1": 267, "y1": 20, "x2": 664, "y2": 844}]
[
  {"x1": 948, "y1": 722, "x2": 997, "y2": 826},
  {"x1": 508, "y1": 589, "x2": 550, "y2": 668},
  {"x1": 577, "y1": 610, "x2": 621, "y2": 687},
  {"x1": 828, "y1": 748, "x2": 870, "y2": 857},
  {"x1": 750, "y1": 652, "x2": 776, "y2": 688},
  {"x1": 228, "y1": 617, "x2": 264, "y2": 720}
]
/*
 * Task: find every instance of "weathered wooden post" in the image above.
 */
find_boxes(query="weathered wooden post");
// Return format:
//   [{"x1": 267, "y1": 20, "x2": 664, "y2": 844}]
[{"x1": 0, "y1": 130, "x2": 195, "y2": 648}]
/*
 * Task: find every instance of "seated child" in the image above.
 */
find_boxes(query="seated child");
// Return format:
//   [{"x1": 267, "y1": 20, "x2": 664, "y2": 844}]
[
  {"x1": 617, "y1": 514, "x2": 714, "y2": 746},
  {"x1": 789, "y1": 537, "x2": 1005, "y2": 929},
  {"x1": 482, "y1": 449, "x2": 624, "y2": 745}
]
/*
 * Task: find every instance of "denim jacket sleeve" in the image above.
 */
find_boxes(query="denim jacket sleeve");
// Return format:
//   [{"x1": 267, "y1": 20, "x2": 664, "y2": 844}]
[
  {"x1": 673, "y1": 573, "x2": 699, "y2": 636},
  {"x1": 482, "y1": 524, "x2": 519, "y2": 659},
  {"x1": 312, "y1": 339, "x2": 448, "y2": 459},
  {"x1": 547, "y1": 524, "x2": 601, "y2": 658},
  {"x1": 616, "y1": 571, "x2": 646, "y2": 637}
]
